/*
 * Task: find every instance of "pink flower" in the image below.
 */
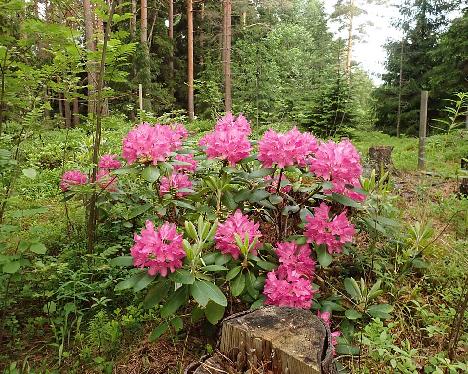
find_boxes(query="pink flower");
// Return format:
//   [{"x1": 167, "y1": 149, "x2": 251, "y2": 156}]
[
  {"x1": 171, "y1": 123, "x2": 189, "y2": 139},
  {"x1": 263, "y1": 271, "x2": 314, "y2": 309},
  {"x1": 215, "y1": 210, "x2": 262, "y2": 259},
  {"x1": 331, "y1": 331, "x2": 341, "y2": 356},
  {"x1": 317, "y1": 310, "x2": 331, "y2": 326},
  {"x1": 96, "y1": 170, "x2": 118, "y2": 192},
  {"x1": 199, "y1": 127, "x2": 251, "y2": 166},
  {"x1": 275, "y1": 242, "x2": 316, "y2": 279},
  {"x1": 308, "y1": 140, "x2": 365, "y2": 201},
  {"x1": 174, "y1": 154, "x2": 197, "y2": 173},
  {"x1": 304, "y1": 203, "x2": 355, "y2": 254},
  {"x1": 215, "y1": 112, "x2": 251, "y2": 135},
  {"x1": 122, "y1": 123, "x2": 184, "y2": 165},
  {"x1": 130, "y1": 220, "x2": 186, "y2": 277},
  {"x1": 264, "y1": 174, "x2": 292, "y2": 194},
  {"x1": 60, "y1": 170, "x2": 88, "y2": 191},
  {"x1": 258, "y1": 128, "x2": 318, "y2": 168},
  {"x1": 98, "y1": 154, "x2": 121, "y2": 170},
  {"x1": 160, "y1": 173, "x2": 193, "y2": 197}
]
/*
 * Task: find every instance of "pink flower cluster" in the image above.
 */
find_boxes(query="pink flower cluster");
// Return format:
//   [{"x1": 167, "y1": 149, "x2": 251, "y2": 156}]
[
  {"x1": 275, "y1": 242, "x2": 316, "y2": 279},
  {"x1": 174, "y1": 154, "x2": 197, "y2": 173},
  {"x1": 98, "y1": 154, "x2": 122, "y2": 170},
  {"x1": 308, "y1": 140, "x2": 365, "y2": 201},
  {"x1": 160, "y1": 173, "x2": 193, "y2": 197},
  {"x1": 304, "y1": 203, "x2": 355, "y2": 254},
  {"x1": 122, "y1": 123, "x2": 187, "y2": 165},
  {"x1": 263, "y1": 242, "x2": 316, "y2": 309},
  {"x1": 317, "y1": 311, "x2": 341, "y2": 356},
  {"x1": 60, "y1": 170, "x2": 88, "y2": 191},
  {"x1": 264, "y1": 174, "x2": 292, "y2": 194},
  {"x1": 215, "y1": 210, "x2": 262, "y2": 259},
  {"x1": 130, "y1": 220, "x2": 186, "y2": 277},
  {"x1": 258, "y1": 128, "x2": 318, "y2": 168},
  {"x1": 199, "y1": 113, "x2": 252, "y2": 166}
]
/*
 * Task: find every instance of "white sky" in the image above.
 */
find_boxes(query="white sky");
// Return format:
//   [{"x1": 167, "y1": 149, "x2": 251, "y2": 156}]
[{"x1": 323, "y1": 0, "x2": 403, "y2": 84}]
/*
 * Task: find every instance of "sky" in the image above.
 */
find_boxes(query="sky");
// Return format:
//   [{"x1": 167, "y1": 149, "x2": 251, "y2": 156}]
[{"x1": 323, "y1": 0, "x2": 404, "y2": 84}]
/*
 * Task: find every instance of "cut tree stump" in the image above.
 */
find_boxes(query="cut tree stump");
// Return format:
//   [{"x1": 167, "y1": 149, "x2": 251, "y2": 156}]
[
  {"x1": 368, "y1": 145, "x2": 394, "y2": 178},
  {"x1": 186, "y1": 306, "x2": 335, "y2": 374}
]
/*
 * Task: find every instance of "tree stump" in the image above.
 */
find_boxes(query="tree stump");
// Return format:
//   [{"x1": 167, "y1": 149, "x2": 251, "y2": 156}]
[
  {"x1": 368, "y1": 145, "x2": 394, "y2": 178},
  {"x1": 185, "y1": 306, "x2": 335, "y2": 374}
]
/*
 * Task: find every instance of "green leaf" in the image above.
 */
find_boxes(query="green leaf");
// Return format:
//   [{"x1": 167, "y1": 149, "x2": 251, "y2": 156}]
[
  {"x1": 234, "y1": 189, "x2": 252, "y2": 202},
  {"x1": 133, "y1": 273, "x2": 155, "y2": 292},
  {"x1": 250, "y1": 296, "x2": 266, "y2": 310},
  {"x1": 142, "y1": 166, "x2": 160, "y2": 182},
  {"x1": 231, "y1": 273, "x2": 246, "y2": 297},
  {"x1": 22, "y1": 168, "x2": 37, "y2": 179},
  {"x1": 204, "y1": 301, "x2": 225, "y2": 325},
  {"x1": 143, "y1": 281, "x2": 169, "y2": 308},
  {"x1": 171, "y1": 316, "x2": 184, "y2": 332},
  {"x1": 109, "y1": 256, "x2": 133, "y2": 267},
  {"x1": 250, "y1": 189, "x2": 270, "y2": 203},
  {"x1": 191, "y1": 307, "x2": 205, "y2": 323},
  {"x1": 335, "y1": 344, "x2": 360, "y2": 356},
  {"x1": 29, "y1": 242, "x2": 47, "y2": 254},
  {"x1": 149, "y1": 322, "x2": 169, "y2": 342},
  {"x1": 367, "y1": 304, "x2": 393, "y2": 319},
  {"x1": 200, "y1": 265, "x2": 228, "y2": 272},
  {"x1": 160, "y1": 286, "x2": 188, "y2": 318},
  {"x1": 127, "y1": 203, "x2": 151, "y2": 220},
  {"x1": 191, "y1": 280, "x2": 227, "y2": 307},
  {"x1": 256, "y1": 261, "x2": 277, "y2": 271},
  {"x1": 169, "y1": 269, "x2": 195, "y2": 284},
  {"x1": 114, "y1": 272, "x2": 146, "y2": 291},
  {"x1": 328, "y1": 193, "x2": 362, "y2": 209},
  {"x1": 316, "y1": 246, "x2": 333, "y2": 268},
  {"x1": 248, "y1": 168, "x2": 275, "y2": 178},
  {"x1": 345, "y1": 309, "x2": 363, "y2": 320},
  {"x1": 3, "y1": 261, "x2": 21, "y2": 274},
  {"x1": 344, "y1": 278, "x2": 362, "y2": 301},
  {"x1": 269, "y1": 194, "x2": 283, "y2": 205},
  {"x1": 226, "y1": 266, "x2": 241, "y2": 281},
  {"x1": 173, "y1": 200, "x2": 196, "y2": 210},
  {"x1": 282, "y1": 205, "x2": 300, "y2": 215},
  {"x1": 214, "y1": 254, "x2": 231, "y2": 266}
]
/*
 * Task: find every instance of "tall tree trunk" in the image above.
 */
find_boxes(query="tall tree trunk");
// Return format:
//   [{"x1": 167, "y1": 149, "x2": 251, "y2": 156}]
[
  {"x1": 396, "y1": 39, "x2": 404, "y2": 138},
  {"x1": 63, "y1": 94, "x2": 72, "y2": 128},
  {"x1": 141, "y1": 0, "x2": 148, "y2": 45},
  {"x1": 199, "y1": 2, "x2": 205, "y2": 67},
  {"x1": 73, "y1": 97, "x2": 79, "y2": 126},
  {"x1": 187, "y1": 0, "x2": 194, "y2": 120},
  {"x1": 83, "y1": 0, "x2": 97, "y2": 116},
  {"x1": 169, "y1": 0, "x2": 174, "y2": 78},
  {"x1": 223, "y1": 0, "x2": 232, "y2": 113},
  {"x1": 130, "y1": 0, "x2": 136, "y2": 39},
  {"x1": 345, "y1": 0, "x2": 354, "y2": 78},
  {"x1": 58, "y1": 93, "x2": 64, "y2": 120}
]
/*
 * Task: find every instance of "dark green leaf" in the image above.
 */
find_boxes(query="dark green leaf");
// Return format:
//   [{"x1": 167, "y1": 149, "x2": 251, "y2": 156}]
[
  {"x1": 256, "y1": 261, "x2": 277, "y2": 271},
  {"x1": 248, "y1": 168, "x2": 275, "y2": 178},
  {"x1": 204, "y1": 301, "x2": 225, "y2": 325},
  {"x1": 250, "y1": 189, "x2": 270, "y2": 203},
  {"x1": 191, "y1": 280, "x2": 227, "y2": 307},
  {"x1": 328, "y1": 193, "x2": 362, "y2": 208},
  {"x1": 160, "y1": 286, "x2": 188, "y2": 318},
  {"x1": 133, "y1": 273, "x2": 155, "y2": 292},
  {"x1": 149, "y1": 322, "x2": 169, "y2": 342},
  {"x1": 169, "y1": 269, "x2": 195, "y2": 284},
  {"x1": 114, "y1": 272, "x2": 146, "y2": 291},
  {"x1": 226, "y1": 266, "x2": 242, "y2": 281},
  {"x1": 200, "y1": 265, "x2": 228, "y2": 272},
  {"x1": 367, "y1": 304, "x2": 393, "y2": 319},
  {"x1": 127, "y1": 203, "x2": 151, "y2": 220},
  {"x1": 109, "y1": 256, "x2": 133, "y2": 267},
  {"x1": 231, "y1": 273, "x2": 246, "y2": 297},
  {"x1": 345, "y1": 309, "x2": 362, "y2": 320},
  {"x1": 143, "y1": 281, "x2": 169, "y2": 308},
  {"x1": 316, "y1": 246, "x2": 333, "y2": 268}
]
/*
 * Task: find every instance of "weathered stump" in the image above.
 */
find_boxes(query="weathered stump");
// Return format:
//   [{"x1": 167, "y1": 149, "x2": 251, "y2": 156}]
[
  {"x1": 187, "y1": 306, "x2": 335, "y2": 374},
  {"x1": 368, "y1": 145, "x2": 394, "y2": 178}
]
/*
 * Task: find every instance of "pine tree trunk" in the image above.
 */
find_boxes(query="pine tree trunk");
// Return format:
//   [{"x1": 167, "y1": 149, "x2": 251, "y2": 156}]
[
  {"x1": 345, "y1": 0, "x2": 354, "y2": 78},
  {"x1": 63, "y1": 94, "x2": 72, "y2": 128},
  {"x1": 223, "y1": 0, "x2": 232, "y2": 113},
  {"x1": 199, "y1": 2, "x2": 205, "y2": 67},
  {"x1": 187, "y1": 0, "x2": 194, "y2": 120},
  {"x1": 130, "y1": 0, "x2": 136, "y2": 39},
  {"x1": 168, "y1": 0, "x2": 174, "y2": 77},
  {"x1": 83, "y1": 0, "x2": 97, "y2": 116},
  {"x1": 396, "y1": 39, "x2": 404, "y2": 138},
  {"x1": 73, "y1": 97, "x2": 79, "y2": 126},
  {"x1": 141, "y1": 0, "x2": 148, "y2": 45}
]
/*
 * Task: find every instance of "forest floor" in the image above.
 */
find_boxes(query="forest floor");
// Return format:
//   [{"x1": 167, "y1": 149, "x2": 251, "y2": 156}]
[{"x1": 1, "y1": 123, "x2": 467, "y2": 373}]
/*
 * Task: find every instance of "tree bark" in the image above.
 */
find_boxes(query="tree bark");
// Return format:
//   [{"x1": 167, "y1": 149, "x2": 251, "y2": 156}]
[
  {"x1": 73, "y1": 97, "x2": 79, "y2": 126},
  {"x1": 223, "y1": 0, "x2": 232, "y2": 113},
  {"x1": 187, "y1": 0, "x2": 194, "y2": 120},
  {"x1": 396, "y1": 39, "x2": 404, "y2": 138},
  {"x1": 63, "y1": 94, "x2": 72, "y2": 128},
  {"x1": 345, "y1": 0, "x2": 354, "y2": 79},
  {"x1": 141, "y1": 0, "x2": 148, "y2": 45},
  {"x1": 168, "y1": 0, "x2": 174, "y2": 77},
  {"x1": 130, "y1": 0, "x2": 137, "y2": 39},
  {"x1": 83, "y1": 0, "x2": 97, "y2": 116}
]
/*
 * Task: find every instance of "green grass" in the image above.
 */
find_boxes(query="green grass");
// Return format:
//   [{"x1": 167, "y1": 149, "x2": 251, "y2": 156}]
[{"x1": 350, "y1": 129, "x2": 467, "y2": 175}]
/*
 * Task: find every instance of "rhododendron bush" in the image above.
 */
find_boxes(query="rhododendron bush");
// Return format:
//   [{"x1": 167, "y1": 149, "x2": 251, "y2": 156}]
[{"x1": 60, "y1": 112, "x2": 383, "y2": 352}]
